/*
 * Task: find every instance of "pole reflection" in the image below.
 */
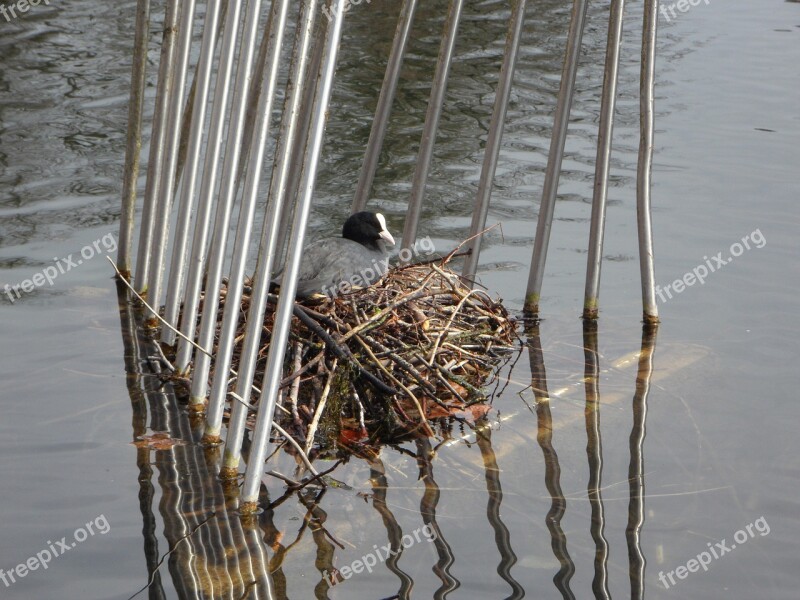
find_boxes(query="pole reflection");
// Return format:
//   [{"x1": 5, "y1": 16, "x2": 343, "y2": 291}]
[
  {"x1": 526, "y1": 321, "x2": 577, "y2": 600},
  {"x1": 119, "y1": 280, "x2": 658, "y2": 599},
  {"x1": 583, "y1": 320, "x2": 611, "y2": 600},
  {"x1": 627, "y1": 323, "x2": 658, "y2": 600},
  {"x1": 475, "y1": 416, "x2": 525, "y2": 599},
  {"x1": 368, "y1": 455, "x2": 415, "y2": 599},
  {"x1": 527, "y1": 319, "x2": 659, "y2": 599},
  {"x1": 415, "y1": 437, "x2": 460, "y2": 599},
  {"x1": 118, "y1": 283, "x2": 276, "y2": 599}
]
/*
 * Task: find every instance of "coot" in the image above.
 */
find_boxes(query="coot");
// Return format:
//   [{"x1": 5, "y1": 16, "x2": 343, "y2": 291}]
[{"x1": 273, "y1": 211, "x2": 395, "y2": 298}]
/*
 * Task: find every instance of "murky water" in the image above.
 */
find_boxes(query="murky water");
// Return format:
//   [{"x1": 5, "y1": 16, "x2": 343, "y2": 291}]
[{"x1": 1, "y1": 0, "x2": 798, "y2": 598}]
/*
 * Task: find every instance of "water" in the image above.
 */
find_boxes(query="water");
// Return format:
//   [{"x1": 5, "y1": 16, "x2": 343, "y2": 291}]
[{"x1": 1, "y1": 0, "x2": 798, "y2": 598}]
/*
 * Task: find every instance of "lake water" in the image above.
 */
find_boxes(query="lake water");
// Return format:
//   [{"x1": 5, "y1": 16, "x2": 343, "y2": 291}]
[{"x1": 1, "y1": 0, "x2": 798, "y2": 598}]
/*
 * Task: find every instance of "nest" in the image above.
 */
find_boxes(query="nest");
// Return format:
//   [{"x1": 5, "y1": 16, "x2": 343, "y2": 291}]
[{"x1": 199, "y1": 258, "x2": 518, "y2": 452}]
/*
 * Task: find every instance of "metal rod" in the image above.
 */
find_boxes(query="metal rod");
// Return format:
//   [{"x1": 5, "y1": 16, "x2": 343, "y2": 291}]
[
  {"x1": 637, "y1": 0, "x2": 660, "y2": 324},
  {"x1": 204, "y1": 0, "x2": 291, "y2": 441},
  {"x1": 523, "y1": 0, "x2": 589, "y2": 315},
  {"x1": 161, "y1": 0, "x2": 224, "y2": 345},
  {"x1": 273, "y1": 29, "x2": 324, "y2": 266},
  {"x1": 462, "y1": 0, "x2": 527, "y2": 283},
  {"x1": 351, "y1": 0, "x2": 419, "y2": 213},
  {"x1": 399, "y1": 0, "x2": 465, "y2": 253},
  {"x1": 583, "y1": 0, "x2": 625, "y2": 320},
  {"x1": 134, "y1": 0, "x2": 182, "y2": 293},
  {"x1": 237, "y1": 5, "x2": 279, "y2": 191},
  {"x1": 241, "y1": 0, "x2": 347, "y2": 510},
  {"x1": 220, "y1": 0, "x2": 319, "y2": 472},
  {"x1": 174, "y1": 0, "x2": 245, "y2": 373},
  {"x1": 189, "y1": 0, "x2": 267, "y2": 405},
  {"x1": 145, "y1": 0, "x2": 199, "y2": 313},
  {"x1": 118, "y1": 0, "x2": 152, "y2": 279}
]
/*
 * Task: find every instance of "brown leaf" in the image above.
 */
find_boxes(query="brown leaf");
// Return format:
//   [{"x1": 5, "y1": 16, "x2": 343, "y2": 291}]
[{"x1": 132, "y1": 432, "x2": 186, "y2": 450}]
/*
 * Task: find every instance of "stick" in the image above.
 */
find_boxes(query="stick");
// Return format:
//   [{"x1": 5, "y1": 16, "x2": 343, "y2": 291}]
[
  {"x1": 289, "y1": 300, "x2": 399, "y2": 395},
  {"x1": 108, "y1": 256, "x2": 212, "y2": 357},
  {"x1": 304, "y1": 357, "x2": 337, "y2": 454}
]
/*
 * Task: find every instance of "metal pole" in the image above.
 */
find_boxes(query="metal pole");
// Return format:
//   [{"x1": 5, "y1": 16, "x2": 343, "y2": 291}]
[
  {"x1": 583, "y1": 0, "x2": 625, "y2": 320},
  {"x1": 220, "y1": 0, "x2": 319, "y2": 471},
  {"x1": 146, "y1": 0, "x2": 199, "y2": 312},
  {"x1": 174, "y1": 0, "x2": 245, "y2": 373},
  {"x1": 637, "y1": 0, "x2": 660, "y2": 324},
  {"x1": 118, "y1": 0, "x2": 151, "y2": 279},
  {"x1": 134, "y1": 0, "x2": 181, "y2": 293},
  {"x1": 462, "y1": 0, "x2": 527, "y2": 283},
  {"x1": 399, "y1": 0, "x2": 465, "y2": 253},
  {"x1": 161, "y1": 0, "x2": 224, "y2": 345},
  {"x1": 189, "y1": 0, "x2": 267, "y2": 406},
  {"x1": 204, "y1": 0, "x2": 291, "y2": 441},
  {"x1": 522, "y1": 0, "x2": 589, "y2": 315},
  {"x1": 272, "y1": 31, "x2": 324, "y2": 266},
  {"x1": 351, "y1": 0, "x2": 419, "y2": 213},
  {"x1": 241, "y1": 0, "x2": 347, "y2": 510}
]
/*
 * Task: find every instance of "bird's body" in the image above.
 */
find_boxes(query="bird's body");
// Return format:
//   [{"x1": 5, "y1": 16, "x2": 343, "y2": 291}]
[{"x1": 273, "y1": 211, "x2": 395, "y2": 298}]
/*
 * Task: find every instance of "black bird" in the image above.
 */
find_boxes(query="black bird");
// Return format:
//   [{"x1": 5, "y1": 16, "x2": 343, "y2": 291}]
[{"x1": 273, "y1": 211, "x2": 395, "y2": 298}]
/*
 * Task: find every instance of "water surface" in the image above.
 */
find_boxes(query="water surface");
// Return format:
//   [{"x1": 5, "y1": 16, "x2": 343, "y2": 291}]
[{"x1": 1, "y1": 0, "x2": 798, "y2": 598}]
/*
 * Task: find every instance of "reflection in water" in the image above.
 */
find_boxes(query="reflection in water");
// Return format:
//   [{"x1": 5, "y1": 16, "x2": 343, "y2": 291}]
[
  {"x1": 583, "y1": 321, "x2": 611, "y2": 600},
  {"x1": 118, "y1": 283, "x2": 275, "y2": 599},
  {"x1": 296, "y1": 489, "x2": 338, "y2": 599},
  {"x1": 119, "y1": 279, "x2": 658, "y2": 598},
  {"x1": 416, "y1": 437, "x2": 460, "y2": 599},
  {"x1": 368, "y1": 455, "x2": 414, "y2": 598},
  {"x1": 526, "y1": 322, "x2": 577, "y2": 599},
  {"x1": 119, "y1": 282, "x2": 167, "y2": 599},
  {"x1": 527, "y1": 320, "x2": 659, "y2": 599},
  {"x1": 475, "y1": 416, "x2": 525, "y2": 599},
  {"x1": 627, "y1": 324, "x2": 657, "y2": 600}
]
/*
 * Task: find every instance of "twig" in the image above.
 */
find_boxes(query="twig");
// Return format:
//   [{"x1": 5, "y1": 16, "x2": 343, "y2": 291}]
[
  {"x1": 354, "y1": 336, "x2": 434, "y2": 437},
  {"x1": 289, "y1": 300, "x2": 398, "y2": 396},
  {"x1": 108, "y1": 256, "x2": 212, "y2": 358},
  {"x1": 305, "y1": 358, "x2": 337, "y2": 454},
  {"x1": 288, "y1": 341, "x2": 303, "y2": 430},
  {"x1": 441, "y1": 223, "x2": 502, "y2": 264},
  {"x1": 428, "y1": 288, "x2": 482, "y2": 363}
]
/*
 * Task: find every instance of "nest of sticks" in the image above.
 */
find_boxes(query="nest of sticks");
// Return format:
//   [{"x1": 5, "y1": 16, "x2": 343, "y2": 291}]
[{"x1": 197, "y1": 257, "x2": 518, "y2": 452}]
